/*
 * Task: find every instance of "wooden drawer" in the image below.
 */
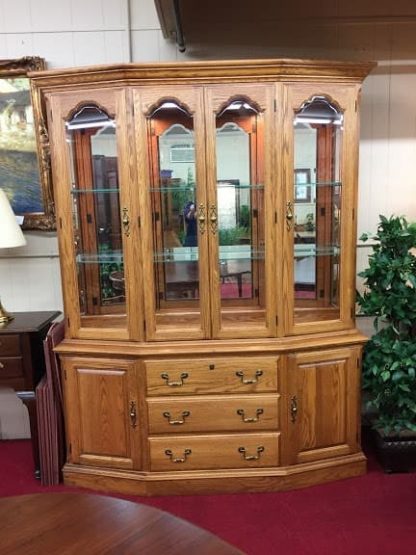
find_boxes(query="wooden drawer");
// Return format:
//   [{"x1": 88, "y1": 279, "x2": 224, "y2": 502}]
[
  {"x1": 0, "y1": 335, "x2": 21, "y2": 357},
  {"x1": 0, "y1": 357, "x2": 24, "y2": 379},
  {"x1": 149, "y1": 432, "x2": 280, "y2": 471},
  {"x1": 145, "y1": 356, "x2": 279, "y2": 396},
  {"x1": 147, "y1": 394, "x2": 280, "y2": 434}
]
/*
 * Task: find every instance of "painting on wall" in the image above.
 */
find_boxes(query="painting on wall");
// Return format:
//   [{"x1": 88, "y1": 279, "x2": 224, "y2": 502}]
[{"x1": 0, "y1": 57, "x2": 55, "y2": 230}]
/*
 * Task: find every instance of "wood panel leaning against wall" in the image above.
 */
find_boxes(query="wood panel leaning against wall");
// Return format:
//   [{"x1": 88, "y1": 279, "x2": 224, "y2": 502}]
[{"x1": 30, "y1": 57, "x2": 376, "y2": 496}]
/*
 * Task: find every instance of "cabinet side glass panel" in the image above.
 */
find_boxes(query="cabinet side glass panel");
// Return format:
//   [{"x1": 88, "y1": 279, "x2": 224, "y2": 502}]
[
  {"x1": 147, "y1": 102, "x2": 201, "y2": 313},
  {"x1": 215, "y1": 100, "x2": 266, "y2": 319},
  {"x1": 66, "y1": 104, "x2": 126, "y2": 319},
  {"x1": 293, "y1": 96, "x2": 342, "y2": 323}
]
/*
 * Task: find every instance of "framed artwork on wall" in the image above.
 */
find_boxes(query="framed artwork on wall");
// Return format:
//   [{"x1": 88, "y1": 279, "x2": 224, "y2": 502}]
[
  {"x1": 0, "y1": 57, "x2": 55, "y2": 230},
  {"x1": 294, "y1": 168, "x2": 311, "y2": 203}
]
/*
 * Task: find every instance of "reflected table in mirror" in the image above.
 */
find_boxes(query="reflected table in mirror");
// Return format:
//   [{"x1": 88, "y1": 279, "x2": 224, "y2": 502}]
[{"x1": 0, "y1": 493, "x2": 244, "y2": 555}]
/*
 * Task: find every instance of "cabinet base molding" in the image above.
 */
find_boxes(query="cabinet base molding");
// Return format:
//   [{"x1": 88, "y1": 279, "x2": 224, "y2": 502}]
[{"x1": 63, "y1": 453, "x2": 366, "y2": 496}]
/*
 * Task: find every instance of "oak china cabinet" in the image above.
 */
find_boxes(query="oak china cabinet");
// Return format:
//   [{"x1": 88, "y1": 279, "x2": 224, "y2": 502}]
[{"x1": 31, "y1": 58, "x2": 375, "y2": 495}]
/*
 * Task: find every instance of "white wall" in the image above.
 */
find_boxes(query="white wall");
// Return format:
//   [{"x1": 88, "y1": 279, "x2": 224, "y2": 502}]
[{"x1": 1, "y1": 0, "x2": 416, "y2": 311}]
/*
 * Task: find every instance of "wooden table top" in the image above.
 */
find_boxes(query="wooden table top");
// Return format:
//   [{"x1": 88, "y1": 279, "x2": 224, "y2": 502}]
[
  {"x1": 0, "y1": 311, "x2": 61, "y2": 333},
  {"x1": 0, "y1": 492, "x2": 244, "y2": 555}
]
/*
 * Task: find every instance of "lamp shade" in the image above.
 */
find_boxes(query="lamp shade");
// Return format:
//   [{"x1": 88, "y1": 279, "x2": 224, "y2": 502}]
[{"x1": 0, "y1": 189, "x2": 26, "y2": 248}]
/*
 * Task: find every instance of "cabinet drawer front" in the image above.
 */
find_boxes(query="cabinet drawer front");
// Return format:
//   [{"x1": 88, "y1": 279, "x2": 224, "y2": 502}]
[
  {"x1": 0, "y1": 335, "x2": 21, "y2": 356},
  {"x1": 146, "y1": 357, "x2": 279, "y2": 395},
  {"x1": 148, "y1": 394, "x2": 280, "y2": 434},
  {"x1": 0, "y1": 357, "x2": 23, "y2": 379},
  {"x1": 149, "y1": 432, "x2": 280, "y2": 471}
]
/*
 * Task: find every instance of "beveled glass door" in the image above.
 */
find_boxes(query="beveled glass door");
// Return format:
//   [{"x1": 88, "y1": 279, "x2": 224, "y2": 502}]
[
  {"x1": 282, "y1": 84, "x2": 359, "y2": 335},
  {"x1": 134, "y1": 87, "x2": 209, "y2": 340},
  {"x1": 48, "y1": 89, "x2": 137, "y2": 340},
  {"x1": 204, "y1": 84, "x2": 276, "y2": 339}
]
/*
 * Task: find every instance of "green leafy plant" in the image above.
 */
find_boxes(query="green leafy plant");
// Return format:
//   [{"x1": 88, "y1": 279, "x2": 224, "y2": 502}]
[{"x1": 357, "y1": 215, "x2": 416, "y2": 434}]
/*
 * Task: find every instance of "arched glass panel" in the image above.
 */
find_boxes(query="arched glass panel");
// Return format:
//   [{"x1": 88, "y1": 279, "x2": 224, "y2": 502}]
[
  {"x1": 66, "y1": 105, "x2": 124, "y2": 317},
  {"x1": 293, "y1": 96, "x2": 343, "y2": 322},
  {"x1": 215, "y1": 99, "x2": 265, "y2": 310},
  {"x1": 147, "y1": 102, "x2": 199, "y2": 308}
]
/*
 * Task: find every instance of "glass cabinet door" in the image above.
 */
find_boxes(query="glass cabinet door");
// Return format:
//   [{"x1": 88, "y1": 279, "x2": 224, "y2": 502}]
[
  {"x1": 134, "y1": 87, "x2": 209, "y2": 340},
  {"x1": 48, "y1": 89, "x2": 135, "y2": 339},
  {"x1": 283, "y1": 84, "x2": 358, "y2": 334},
  {"x1": 204, "y1": 85, "x2": 276, "y2": 339}
]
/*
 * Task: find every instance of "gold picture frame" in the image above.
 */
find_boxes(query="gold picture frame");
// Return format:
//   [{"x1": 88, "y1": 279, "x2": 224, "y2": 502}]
[{"x1": 0, "y1": 57, "x2": 55, "y2": 230}]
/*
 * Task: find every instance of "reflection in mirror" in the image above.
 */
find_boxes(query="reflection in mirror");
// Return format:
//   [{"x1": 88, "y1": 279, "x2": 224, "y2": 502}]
[
  {"x1": 293, "y1": 96, "x2": 343, "y2": 321},
  {"x1": 66, "y1": 105, "x2": 125, "y2": 316},
  {"x1": 147, "y1": 101, "x2": 199, "y2": 308},
  {"x1": 215, "y1": 99, "x2": 265, "y2": 307}
]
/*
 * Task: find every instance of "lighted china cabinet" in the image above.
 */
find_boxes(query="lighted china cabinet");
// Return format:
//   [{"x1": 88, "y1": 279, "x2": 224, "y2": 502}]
[{"x1": 31, "y1": 58, "x2": 374, "y2": 495}]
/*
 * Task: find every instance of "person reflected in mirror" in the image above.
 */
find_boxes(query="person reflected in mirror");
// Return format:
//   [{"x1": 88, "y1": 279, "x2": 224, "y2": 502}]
[{"x1": 183, "y1": 201, "x2": 198, "y2": 246}]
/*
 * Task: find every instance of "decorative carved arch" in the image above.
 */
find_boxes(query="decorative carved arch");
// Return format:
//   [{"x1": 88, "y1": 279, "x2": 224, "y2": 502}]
[
  {"x1": 145, "y1": 97, "x2": 194, "y2": 118},
  {"x1": 296, "y1": 94, "x2": 344, "y2": 118},
  {"x1": 65, "y1": 102, "x2": 115, "y2": 125},
  {"x1": 215, "y1": 95, "x2": 263, "y2": 117}
]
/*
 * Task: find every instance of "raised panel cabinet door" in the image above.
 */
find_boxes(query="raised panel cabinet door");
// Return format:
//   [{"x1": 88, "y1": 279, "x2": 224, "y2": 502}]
[
  {"x1": 62, "y1": 357, "x2": 141, "y2": 470},
  {"x1": 46, "y1": 88, "x2": 143, "y2": 341},
  {"x1": 287, "y1": 347, "x2": 361, "y2": 465},
  {"x1": 132, "y1": 86, "x2": 210, "y2": 341},
  {"x1": 280, "y1": 83, "x2": 360, "y2": 336},
  {"x1": 203, "y1": 83, "x2": 276, "y2": 339}
]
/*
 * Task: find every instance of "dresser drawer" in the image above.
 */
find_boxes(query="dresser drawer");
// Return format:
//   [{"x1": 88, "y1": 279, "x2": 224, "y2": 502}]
[
  {"x1": 0, "y1": 335, "x2": 21, "y2": 356},
  {"x1": 145, "y1": 356, "x2": 279, "y2": 396},
  {"x1": 149, "y1": 432, "x2": 280, "y2": 471},
  {"x1": 147, "y1": 394, "x2": 280, "y2": 434},
  {"x1": 0, "y1": 357, "x2": 24, "y2": 379}
]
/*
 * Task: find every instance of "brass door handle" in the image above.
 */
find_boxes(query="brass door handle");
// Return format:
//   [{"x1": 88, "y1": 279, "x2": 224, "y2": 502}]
[
  {"x1": 235, "y1": 370, "x2": 263, "y2": 385},
  {"x1": 129, "y1": 401, "x2": 137, "y2": 428},
  {"x1": 209, "y1": 204, "x2": 218, "y2": 234},
  {"x1": 290, "y1": 395, "x2": 298, "y2": 423},
  {"x1": 236, "y1": 408, "x2": 264, "y2": 423},
  {"x1": 122, "y1": 207, "x2": 130, "y2": 237},
  {"x1": 286, "y1": 201, "x2": 294, "y2": 231},
  {"x1": 238, "y1": 446, "x2": 265, "y2": 461},
  {"x1": 0, "y1": 362, "x2": 4, "y2": 369},
  {"x1": 163, "y1": 410, "x2": 191, "y2": 425},
  {"x1": 161, "y1": 372, "x2": 189, "y2": 387},
  {"x1": 198, "y1": 203, "x2": 206, "y2": 234},
  {"x1": 165, "y1": 448, "x2": 192, "y2": 463}
]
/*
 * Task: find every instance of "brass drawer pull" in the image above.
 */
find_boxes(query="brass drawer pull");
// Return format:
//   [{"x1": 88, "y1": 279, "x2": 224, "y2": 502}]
[
  {"x1": 160, "y1": 372, "x2": 189, "y2": 387},
  {"x1": 129, "y1": 401, "x2": 137, "y2": 428},
  {"x1": 235, "y1": 370, "x2": 263, "y2": 385},
  {"x1": 238, "y1": 446, "x2": 265, "y2": 461},
  {"x1": 165, "y1": 448, "x2": 192, "y2": 463},
  {"x1": 0, "y1": 362, "x2": 4, "y2": 369},
  {"x1": 236, "y1": 408, "x2": 264, "y2": 423},
  {"x1": 290, "y1": 395, "x2": 298, "y2": 423},
  {"x1": 163, "y1": 410, "x2": 191, "y2": 425}
]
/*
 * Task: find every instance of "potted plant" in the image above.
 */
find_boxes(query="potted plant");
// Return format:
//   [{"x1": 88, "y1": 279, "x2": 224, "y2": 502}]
[{"x1": 357, "y1": 215, "x2": 416, "y2": 472}]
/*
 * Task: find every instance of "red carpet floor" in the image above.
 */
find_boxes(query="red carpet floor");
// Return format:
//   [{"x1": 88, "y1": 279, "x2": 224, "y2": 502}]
[{"x1": 1, "y1": 436, "x2": 415, "y2": 555}]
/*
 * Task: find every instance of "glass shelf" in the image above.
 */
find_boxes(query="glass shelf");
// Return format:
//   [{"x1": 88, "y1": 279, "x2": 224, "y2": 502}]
[
  {"x1": 149, "y1": 183, "x2": 264, "y2": 192},
  {"x1": 294, "y1": 245, "x2": 340, "y2": 258},
  {"x1": 76, "y1": 251, "x2": 124, "y2": 264},
  {"x1": 294, "y1": 181, "x2": 341, "y2": 188},
  {"x1": 154, "y1": 246, "x2": 264, "y2": 264},
  {"x1": 71, "y1": 188, "x2": 120, "y2": 194}
]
